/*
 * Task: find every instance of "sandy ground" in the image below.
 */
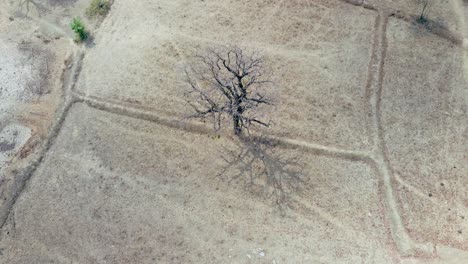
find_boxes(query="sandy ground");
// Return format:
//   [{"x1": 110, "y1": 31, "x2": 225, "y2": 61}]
[
  {"x1": 0, "y1": 0, "x2": 467, "y2": 263},
  {"x1": 383, "y1": 17, "x2": 467, "y2": 251},
  {"x1": 0, "y1": 103, "x2": 395, "y2": 263},
  {"x1": 0, "y1": 0, "x2": 79, "y2": 171},
  {"x1": 76, "y1": 0, "x2": 377, "y2": 150}
]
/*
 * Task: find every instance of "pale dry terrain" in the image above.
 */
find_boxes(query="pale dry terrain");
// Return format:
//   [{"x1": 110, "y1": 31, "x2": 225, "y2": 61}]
[{"x1": 0, "y1": 0, "x2": 467, "y2": 263}]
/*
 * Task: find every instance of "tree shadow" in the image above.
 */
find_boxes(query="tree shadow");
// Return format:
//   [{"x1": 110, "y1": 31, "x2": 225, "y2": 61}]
[
  {"x1": 84, "y1": 34, "x2": 96, "y2": 48},
  {"x1": 217, "y1": 135, "x2": 306, "y2": 214}
]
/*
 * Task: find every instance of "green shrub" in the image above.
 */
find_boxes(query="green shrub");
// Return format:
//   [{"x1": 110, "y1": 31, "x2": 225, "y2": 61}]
[
  {"x1": 86, "y1": 0, "x2": 111, "y2": 18},
  {"x1": 71, "y1": 18, "x2": 88, "y2": 42}
]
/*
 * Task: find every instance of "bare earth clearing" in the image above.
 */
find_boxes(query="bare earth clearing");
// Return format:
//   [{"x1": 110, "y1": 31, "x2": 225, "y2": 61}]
[{"x1": 0, "y1": 0, "x2": 467, "y2": 263}]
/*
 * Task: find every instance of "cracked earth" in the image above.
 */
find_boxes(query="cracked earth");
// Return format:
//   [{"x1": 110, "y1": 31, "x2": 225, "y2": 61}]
[{"x1": 0, "y1": 0, "x2": 467, "y2": 263}]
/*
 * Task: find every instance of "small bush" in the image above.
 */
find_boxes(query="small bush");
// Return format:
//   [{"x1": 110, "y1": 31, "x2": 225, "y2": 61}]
[
  {"x1": 71, "y1": 18, "x2": 88, "y2": 42},
  {"x1": 417, "y1": 0, "x2": 430, "y2": 24},
  {"x1": 86, "y1": 0, "x2": 111, "y2": 18}
]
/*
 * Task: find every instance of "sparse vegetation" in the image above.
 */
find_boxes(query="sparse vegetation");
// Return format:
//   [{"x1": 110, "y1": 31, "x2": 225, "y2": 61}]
[
  {"x1": 86, "y1": 0, "x2": 111, "y2": 18},
  {"x1": 70, "y1": 17, "x2": 88, "y2": 42},
  {"x1": 417, "y1": 0, "x2": 430, "y2": 24},
  {"x1": 184, "y1": 46, "x2": 274, "y2": 136}
]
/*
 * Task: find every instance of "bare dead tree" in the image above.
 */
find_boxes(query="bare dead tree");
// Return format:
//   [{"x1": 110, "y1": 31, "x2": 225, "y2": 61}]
[{"x1": 184, "y1": 46, "x2": 273, "y2": 135}]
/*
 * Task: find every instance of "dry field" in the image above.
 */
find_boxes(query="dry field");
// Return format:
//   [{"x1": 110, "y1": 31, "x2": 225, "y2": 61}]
[{"x1": 0, "y1": 0, "x2": 467, "y2": 263}]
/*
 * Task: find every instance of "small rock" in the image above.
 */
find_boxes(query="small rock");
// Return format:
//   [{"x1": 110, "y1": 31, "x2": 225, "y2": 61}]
[
  {"x1": 458, "y1": 230, "x2": 462, "y2": 234},
  {"x1": 428, "y1": 193, "x2": 432, "y2": 197},
  {"x1": 246, "y1": 254, "x2": 251, "y2": 259},
  {"x1": 8, "y1": 17, "x2": 14, "y2": 21},
  {"x1": 259, "y1": 251, "x2": 265, "y2": 257}
]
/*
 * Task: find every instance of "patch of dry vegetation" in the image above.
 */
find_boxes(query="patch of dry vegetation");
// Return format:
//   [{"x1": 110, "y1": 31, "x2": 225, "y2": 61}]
[{"x1": 85, "y1": 0, "x2": 111, "y2": 18}]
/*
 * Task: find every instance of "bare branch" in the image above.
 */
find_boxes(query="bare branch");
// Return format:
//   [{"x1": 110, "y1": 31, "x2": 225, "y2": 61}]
[{"x1": 184, "y1": 46, "x2": 274, "y2": 135}]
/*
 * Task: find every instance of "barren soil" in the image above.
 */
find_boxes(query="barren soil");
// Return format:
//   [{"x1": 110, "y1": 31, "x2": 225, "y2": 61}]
[{"x1": 0, "y1": 0, "x2": 467, "y2": 263}]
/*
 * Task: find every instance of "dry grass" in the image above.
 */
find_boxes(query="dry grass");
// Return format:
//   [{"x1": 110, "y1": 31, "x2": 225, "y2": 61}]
[{"x1": 85, "y1": 0, "x2": 111, "y2": 18}]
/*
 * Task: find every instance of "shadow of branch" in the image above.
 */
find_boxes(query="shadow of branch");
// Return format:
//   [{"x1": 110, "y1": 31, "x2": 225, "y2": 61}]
[
  {"x1": 17, "y1": 0, "x2": 47, "y2": 17},
  {"x1": 217, "y1": 135, "x2": 306, "y2": 214}
]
